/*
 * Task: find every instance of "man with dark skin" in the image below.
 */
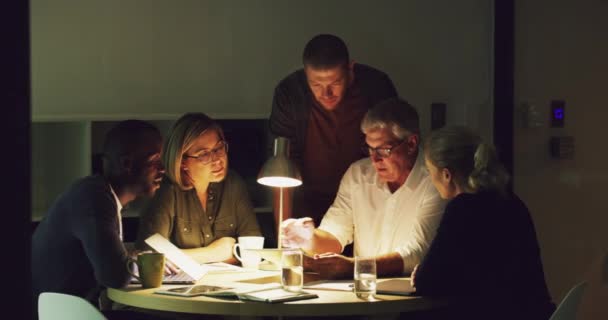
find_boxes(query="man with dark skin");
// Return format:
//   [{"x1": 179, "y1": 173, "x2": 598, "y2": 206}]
[{"x1": 32, "y1": 120, "x2": 165, "y2": 319}]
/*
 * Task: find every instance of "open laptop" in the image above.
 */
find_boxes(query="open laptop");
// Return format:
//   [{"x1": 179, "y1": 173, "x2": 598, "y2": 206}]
[
  {"x1": 141, "y1": 233, "x2": 208, "y2": 284},
  {"x1": 133, "y1": 233, "x2": 242, "y2": 284}
]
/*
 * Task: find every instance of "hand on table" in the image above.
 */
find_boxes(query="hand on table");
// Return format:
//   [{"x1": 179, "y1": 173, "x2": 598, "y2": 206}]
[
  {"x1": 304, "y1": 253, "x2": 354, "y2": 280},
  {"x1": 280, "y1": 217, "x2": 315, "y2": 249}
]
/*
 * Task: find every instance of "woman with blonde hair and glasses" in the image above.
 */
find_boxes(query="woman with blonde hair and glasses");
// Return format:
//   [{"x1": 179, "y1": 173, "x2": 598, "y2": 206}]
[
  {"x1": 136, "y1": 113, "x2": 261, "y2": 264},
  {"x1": 412, "y1": 126, "x2": 555, "y2": 320}
]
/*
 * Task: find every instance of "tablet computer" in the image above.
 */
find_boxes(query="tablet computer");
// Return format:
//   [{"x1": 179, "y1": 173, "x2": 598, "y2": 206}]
[{"x1": 155, "y1": 285, "x2": 234, "y2": 297}]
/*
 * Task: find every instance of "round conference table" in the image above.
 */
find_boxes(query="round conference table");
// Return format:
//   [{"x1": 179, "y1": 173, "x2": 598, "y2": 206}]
[{"x1": 107, "y1": 269, "x2": 446, "y2": 318}]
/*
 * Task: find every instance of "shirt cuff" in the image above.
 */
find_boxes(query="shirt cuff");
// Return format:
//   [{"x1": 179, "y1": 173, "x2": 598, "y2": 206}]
[{"x1": 394, "y1": 246, "x2": 421, "y2": 274}]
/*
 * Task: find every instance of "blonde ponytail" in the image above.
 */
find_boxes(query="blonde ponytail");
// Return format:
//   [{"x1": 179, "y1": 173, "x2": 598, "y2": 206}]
[
  {"x1": 468, "y1": 142, "x2": 509, "y2": 193},
  {"x1": 425, "y1": 126, "x2": 510, "y2": 194}
]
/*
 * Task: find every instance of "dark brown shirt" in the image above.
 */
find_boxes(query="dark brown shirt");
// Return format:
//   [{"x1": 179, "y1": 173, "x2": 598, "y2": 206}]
[
  {"x1": 270, "y1": 64, "x2": 397, "y2": 225},
  {"x1": 136, "y1": 170, "x2": 261, "y2": 249},
  {"x1": 269, "y1": 64, "x2": 398, "y2": 225},
  {"x1": 298, "y1": 86, "x2": 370, "y2": 224}
]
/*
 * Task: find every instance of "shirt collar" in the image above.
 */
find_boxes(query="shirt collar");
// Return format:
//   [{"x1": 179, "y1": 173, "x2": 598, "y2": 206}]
[
  {"x1": 108, "y1": 183, "x2": 123, "y2": 213},
  {"x1": 403, "y1": 151, "x2": 425, "y2": 191}
]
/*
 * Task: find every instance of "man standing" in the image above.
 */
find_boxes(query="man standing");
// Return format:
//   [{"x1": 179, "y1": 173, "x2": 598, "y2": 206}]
[
  {"x1": 32, "y1": 120, "x2": 164, "y2": 312},
  {"x1": 281, "y1": 98, "x2": 446, "y2": 278},
  {"x1": 270, "y1": 34, "x2": 398, "y2": 227}
]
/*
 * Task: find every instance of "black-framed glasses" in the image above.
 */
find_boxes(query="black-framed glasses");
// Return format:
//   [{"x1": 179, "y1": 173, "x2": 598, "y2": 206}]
[
  {"x1": 362, "y1": 140, "x2": 405, "y2": 158},
  {"x1": 184, "y1": 141, "x2": 228, "y2": 164}
]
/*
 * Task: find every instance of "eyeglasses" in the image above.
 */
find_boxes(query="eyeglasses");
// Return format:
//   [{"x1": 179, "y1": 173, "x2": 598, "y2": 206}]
[
  {"x1": 184, "y1": 141, "x2": 228, "y2": 164},
  {"x1": 362, "y1": 140, "x2": 405, "y2": 158}
]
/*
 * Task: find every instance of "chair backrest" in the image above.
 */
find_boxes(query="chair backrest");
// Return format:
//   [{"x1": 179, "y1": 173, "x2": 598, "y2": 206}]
[
  {"x1": 578, "y1": 251, "x2": 608, "y2": 320},
  {"x1": 549, "y1": 282, "x2": 588, "y2": 320},
  {"x1": 38, "y1": 292, "x2": 107, "y2": 320}
]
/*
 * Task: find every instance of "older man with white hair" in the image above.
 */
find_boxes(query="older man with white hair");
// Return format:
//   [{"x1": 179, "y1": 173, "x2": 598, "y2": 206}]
[{"x1": 281, "y1": 97, "x2": 446, "y2": 278}]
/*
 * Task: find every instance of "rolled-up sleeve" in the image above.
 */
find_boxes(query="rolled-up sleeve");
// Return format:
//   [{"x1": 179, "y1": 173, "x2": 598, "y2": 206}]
[{"x1": 318, "y1": 166, "x2": 356, "y2": 252}]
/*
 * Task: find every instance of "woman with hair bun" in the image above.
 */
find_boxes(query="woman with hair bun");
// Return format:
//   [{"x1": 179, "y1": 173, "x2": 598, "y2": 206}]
[{"x1": 412, "y1": 126, "x2": 555, "y2": 320}]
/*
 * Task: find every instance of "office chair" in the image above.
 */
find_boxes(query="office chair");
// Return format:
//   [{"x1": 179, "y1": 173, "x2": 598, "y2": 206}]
[
  {"x1": 548, "y1": 281, "x2": 588, "y2": 320},
  {"x1": 39, "y1": 292, "x2": 107, "y2": 320}
]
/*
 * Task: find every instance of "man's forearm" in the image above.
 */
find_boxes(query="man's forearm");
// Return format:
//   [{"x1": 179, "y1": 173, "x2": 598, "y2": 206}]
[
  {"x1": 182, "y1": 237, "x2": 237, "y2": 264},
  {"x1": 304, "y1": 229, "x2": 342, "y2": 255},
  {"x1": 376, "y1": 252, "x2": 407, "y2": 277}
]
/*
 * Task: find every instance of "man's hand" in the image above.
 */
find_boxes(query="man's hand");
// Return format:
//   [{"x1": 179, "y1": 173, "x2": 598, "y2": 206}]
[
  {"x1": 164, "y1": 259, "x2": 180, "y2": 276},
  {"x1": 128, "y1": 249, "x2": 180, "y2": 276},
  {"x1": 281, "y1": 217, "x2": 315, "y2": 249},
  {"x1": 304, "y1": 253, "x2": 354, "y2": 280}
]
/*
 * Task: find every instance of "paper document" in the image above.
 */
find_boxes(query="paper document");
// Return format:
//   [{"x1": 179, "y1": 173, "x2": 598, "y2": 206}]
[
  {"x1": 155, "y1": 282, "x2": 281, "y2": 298},
  {"x1": 238, "y1": 288, "x2": 318, "y2": 303},
  {"x1": 145, "y1": 233, "x2": 207, "y2": 281},
  {"x1": 303, "y1": 280, "x2": 354, "y2": 291},
  {"x1": 203, "y1": 262, "x2": 246, "y2": 274}
]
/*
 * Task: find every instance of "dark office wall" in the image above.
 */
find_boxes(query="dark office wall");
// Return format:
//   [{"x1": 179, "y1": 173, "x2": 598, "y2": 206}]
[
  {"x1": 3, "y1": 0, "x2": 32, "y2": 318},
  {"x1": 514, "y1": 0, "x2": 608, "y2": 308},
  {"x1": 30, "y1": 0, "x2": 497, "y2": 233},
  {"x1": 30, "y1": 0, "x2": 495, "y2": 139}
]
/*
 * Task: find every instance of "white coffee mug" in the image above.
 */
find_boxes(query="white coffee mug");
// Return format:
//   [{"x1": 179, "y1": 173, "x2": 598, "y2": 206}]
[{"x1": 232, "y1": 236, "x2": 264, "y2": 269}]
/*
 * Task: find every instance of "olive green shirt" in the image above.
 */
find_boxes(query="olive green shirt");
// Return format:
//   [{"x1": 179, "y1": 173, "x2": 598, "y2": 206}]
[{"x1": 136, "y1": 170, "x2": 261, "y2": 249}]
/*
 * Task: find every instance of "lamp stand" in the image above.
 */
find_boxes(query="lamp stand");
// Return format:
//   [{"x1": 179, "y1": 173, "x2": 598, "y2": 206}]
[{"x1": 278, "y1": 186, "x2": 283, "y2": 249}]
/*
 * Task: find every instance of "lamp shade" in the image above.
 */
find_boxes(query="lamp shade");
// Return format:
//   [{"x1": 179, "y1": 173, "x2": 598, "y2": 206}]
[{"x1": 257, "y1": 137, "x2": 302, "y2": 187}]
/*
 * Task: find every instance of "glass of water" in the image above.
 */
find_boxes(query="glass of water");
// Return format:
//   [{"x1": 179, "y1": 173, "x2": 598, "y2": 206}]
[
  {"x1": 281, "y1": 248, "x2": 303, "y2": 292},
  {"x1": 354, "y1": 256, "x2": 377, "y2": 300}
]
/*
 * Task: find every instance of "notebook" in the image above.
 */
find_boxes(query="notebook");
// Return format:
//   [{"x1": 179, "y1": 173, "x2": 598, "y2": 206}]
[
  {"x1": 133, "y1": 233, "x2": 243, "y2": 284},
  {"x1": 376, "y1": 279, "x2": 417, "y2": 296}
]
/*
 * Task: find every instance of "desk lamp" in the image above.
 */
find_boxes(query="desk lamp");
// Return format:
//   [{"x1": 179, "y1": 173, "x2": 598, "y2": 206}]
[{"x1": 257, "y1": 137, "x2": 302, "y2": 250}]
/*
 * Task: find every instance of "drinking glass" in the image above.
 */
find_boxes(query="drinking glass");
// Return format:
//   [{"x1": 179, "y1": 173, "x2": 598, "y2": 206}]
[
  {"x1": 354, "y1": 256, "x2": 377, "y2": 300},
  {"x1": 281, "y1": 248, "x2": 303, "y2": 292}
]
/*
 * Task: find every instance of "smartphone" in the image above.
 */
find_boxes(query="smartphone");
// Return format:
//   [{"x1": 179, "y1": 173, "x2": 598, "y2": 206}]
[{"x1": 156, "y1": 285, "x2": 234, "y2": 297}]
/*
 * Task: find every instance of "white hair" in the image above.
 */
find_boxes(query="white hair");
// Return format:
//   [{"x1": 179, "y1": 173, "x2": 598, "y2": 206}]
[{"x1": 361, "y1": 98, "x2": 420, "y2": 140}]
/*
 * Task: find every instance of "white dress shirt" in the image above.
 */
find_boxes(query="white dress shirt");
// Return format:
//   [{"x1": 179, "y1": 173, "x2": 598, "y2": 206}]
[{"x1": 319, "y1": 152, "x2": 446, "y2": 272}]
